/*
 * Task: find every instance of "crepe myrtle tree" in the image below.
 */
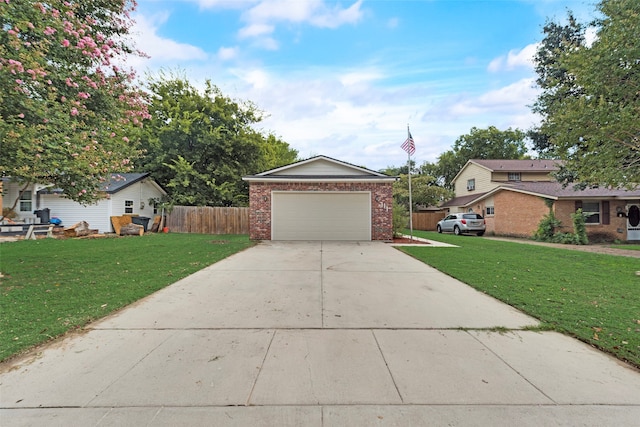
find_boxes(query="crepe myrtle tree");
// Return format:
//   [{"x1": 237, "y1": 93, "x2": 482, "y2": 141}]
[{"x1": 0, "y1": 0, "x2": 149, "y2": 217}]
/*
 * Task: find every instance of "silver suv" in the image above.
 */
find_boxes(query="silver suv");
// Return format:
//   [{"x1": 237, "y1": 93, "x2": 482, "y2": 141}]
[{"x1": 436, "y1": 213, "x2": 485, "y2": 236}]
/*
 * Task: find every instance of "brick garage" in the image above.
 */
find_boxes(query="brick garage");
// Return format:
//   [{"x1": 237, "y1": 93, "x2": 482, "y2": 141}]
[{"x1": 242, "y1": 156, "x2": 395, "y2": 241}]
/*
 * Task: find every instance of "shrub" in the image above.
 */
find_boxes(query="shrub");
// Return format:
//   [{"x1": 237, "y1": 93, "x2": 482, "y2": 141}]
[
  {"x1": 534, "y1": 211, "x2": 562, "y2": 241},
  {"x1": 392, "y1": 202, "x2": 409, "y2": 237},
  {"x1": 571, "y1": 209, "x2": 589, "y2": 245}
]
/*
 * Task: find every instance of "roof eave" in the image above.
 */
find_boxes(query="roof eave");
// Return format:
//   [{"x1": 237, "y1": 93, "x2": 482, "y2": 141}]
[{"x1": 243, "y1": 176, "x2": 397, "y2": 183}]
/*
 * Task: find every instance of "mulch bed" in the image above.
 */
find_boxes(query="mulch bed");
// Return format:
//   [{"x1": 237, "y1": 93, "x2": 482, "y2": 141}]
[{"x1": 391, "y1": 236, "x2": 430, "y2": 245}]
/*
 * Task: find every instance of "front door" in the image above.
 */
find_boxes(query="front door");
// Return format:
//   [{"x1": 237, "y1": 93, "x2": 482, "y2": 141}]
[{"x1": 627, "y1": 204, "x2": 640, "y2": 241}]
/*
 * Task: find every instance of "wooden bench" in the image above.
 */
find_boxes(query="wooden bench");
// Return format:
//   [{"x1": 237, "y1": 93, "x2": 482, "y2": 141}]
[{"x1": 25, "y1": 224, "x2": 55, "y2": 240}]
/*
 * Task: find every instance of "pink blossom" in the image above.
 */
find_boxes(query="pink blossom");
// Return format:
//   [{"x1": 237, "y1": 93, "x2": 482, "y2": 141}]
[
  {"x1": 122, "y1": 136, "x2": 129, "y2": 142},
  {"x1": 61, "y1": 39, "x2": 70, "y2": 47},
  {"x1": 78, "y1": 92, "x2": 90, "y2": 99},
  {"x1": 18, "y1": 113, "x2": 24, "y2": 118},
  {"x1": 110, "y1": 132, "x2": 116, "y2": 137},
  {"x1": 70, "y1": 107, "x2": 79, "y2": 116},
  {"x1": 44, "y1": 27, "x2": 57, "y2": 36},
  {"x1": 15, "y1": 79, "x2": 23, "y2": 84}
]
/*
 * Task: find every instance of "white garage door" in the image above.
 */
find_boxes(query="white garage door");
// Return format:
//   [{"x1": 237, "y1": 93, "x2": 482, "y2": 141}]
[{"x1": 272, "y1": 192, "x2": 371, "y2": 241}]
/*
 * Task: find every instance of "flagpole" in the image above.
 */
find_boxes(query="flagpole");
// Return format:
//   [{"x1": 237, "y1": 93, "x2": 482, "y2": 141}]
[{"x1": 407, "y1": 125, "x2": 414, "y2": 241}]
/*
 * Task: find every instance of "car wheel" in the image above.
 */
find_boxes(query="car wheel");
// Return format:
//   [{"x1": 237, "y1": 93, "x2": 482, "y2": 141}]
[
  {"x1": 436, "y1": 225, "x2": 442, "y2": 233},
  {"x1": 477, "y1": 232, "x2": 484, "y2": 236},
  {"x1": 453, "y1": 226, "x2": 461, "y2": 235}
]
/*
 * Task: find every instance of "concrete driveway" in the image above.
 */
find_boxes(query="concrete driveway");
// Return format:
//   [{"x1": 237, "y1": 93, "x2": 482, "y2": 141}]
[{"x1": 2, "y1": 241, "x2": 640, "y2": 426}]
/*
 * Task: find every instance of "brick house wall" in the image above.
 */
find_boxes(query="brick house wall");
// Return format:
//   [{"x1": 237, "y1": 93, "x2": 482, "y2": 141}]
[
  {"x1": 248, "y1": 181, "x2": 393, "y2": 240},
  {"x1": 493, "y1": 191, "x2": 549, "y2": 237},
  {"x1": 554, "y1": 200, "x2": 627, "y2": 241}
]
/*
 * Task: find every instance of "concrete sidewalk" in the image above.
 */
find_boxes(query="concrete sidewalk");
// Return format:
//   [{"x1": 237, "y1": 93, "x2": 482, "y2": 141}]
[{"x1": 2, "y1": 241, "x2": 640, "y2": 426}]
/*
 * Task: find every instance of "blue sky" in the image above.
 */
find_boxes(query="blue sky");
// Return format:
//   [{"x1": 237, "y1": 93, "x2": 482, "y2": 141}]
[{"x1": 131, "y1": 0, "x2": 596, "y2": 171}]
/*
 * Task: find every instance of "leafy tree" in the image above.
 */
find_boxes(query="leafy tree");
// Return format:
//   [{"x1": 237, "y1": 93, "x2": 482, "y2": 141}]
[
  {"x1": 435, "y1": 126, "x2": 528, "y2": 188},
  {"x1": 530, "y1": 12, "x2": 586, "y2": 155},
  {"x1": 0, "y1": 0, "x2": 149, "y2": 213},
  {"x1": 380, "y1": 160, "x2": 416, "y2": 176},
  {"x1": 139, "y1": 73, "x2": 297, "y2": 206},
  {"x1": 393, "y1": 174, "x2": 453, "y2": 212},
  {"x1": 533, "y1": 0, "x2": 640, "y2": 187}
]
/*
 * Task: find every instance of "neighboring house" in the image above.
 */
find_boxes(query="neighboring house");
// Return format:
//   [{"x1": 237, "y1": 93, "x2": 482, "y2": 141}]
[
  {"x1": 441, "y1": 159, "x2": 640, "y2": 241},
  {"x1": 242, "y1": 155, "x2": 396, "y2": 241},
  {"x1": 1, "y1": 173, "x2": 166, "y2": 233}
]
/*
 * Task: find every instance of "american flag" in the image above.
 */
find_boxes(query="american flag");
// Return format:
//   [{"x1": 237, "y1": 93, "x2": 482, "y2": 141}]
[{"x1": 401, "y1": 129, "x2": 415, "y2": 156}]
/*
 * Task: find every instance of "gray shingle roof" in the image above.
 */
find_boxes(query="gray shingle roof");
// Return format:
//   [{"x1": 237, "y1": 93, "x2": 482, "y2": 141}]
[
  {"x1": 36, "y1": 173, "x2": 152, "y2": 195},
  {"x1": 504, "y1": 181, "x2": 640, "y2": 199},
  {"x1": 440, "y1": 192, "x2": 488, "y2": 208},
  {"x1": 101, "y1": 173, "x2": 151, "y2": 193},
  {"x1": 471, "y1": 159, "x2": 560, "y2": 172}
]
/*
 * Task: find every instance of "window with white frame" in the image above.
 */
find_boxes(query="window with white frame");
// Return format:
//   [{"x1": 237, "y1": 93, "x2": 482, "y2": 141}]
[
  {"x1": 508, "y1": 172, "x2": 521, "y2": 181},
  {"x1": 486, "y1": 206, "x2": 495, "y2": 215},
  {"x1": 19, "y1": 191, "x2": 32, "y2": 212},
  {"x1": 124, "y1": 200, "x2": 134, "y2": 214},
  {"x1": 466, "y1": 178, "x2": 475, "y2": 191},
  {"x1": 581, "y1": 201, "x2": 600, "y2": 224}
]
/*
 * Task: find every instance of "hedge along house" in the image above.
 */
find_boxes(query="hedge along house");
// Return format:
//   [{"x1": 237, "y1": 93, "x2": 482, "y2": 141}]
[{"x1": 242, "y1": 156, "x2": 396, "y2": 241}]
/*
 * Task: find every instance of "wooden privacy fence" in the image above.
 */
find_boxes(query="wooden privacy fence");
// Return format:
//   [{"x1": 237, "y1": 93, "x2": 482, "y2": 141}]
[
  {"x1": 165, "y1": 206, "x2": 249, "y2": 235},
  {"x1": 412, "y1": 211, "x2": 446, "y2": 231}
]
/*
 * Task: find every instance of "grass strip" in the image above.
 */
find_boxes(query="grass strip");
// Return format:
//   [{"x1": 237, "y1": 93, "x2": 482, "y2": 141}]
[
  {"x1": 610, "y1": 244, "x2": 640, "y2": 251},
  {"x1": 0, "y1": 233, "x2": 254, "y2": 362},
  {"x1": 399, "y1": 231, "x2": 640, "y2": 368}
]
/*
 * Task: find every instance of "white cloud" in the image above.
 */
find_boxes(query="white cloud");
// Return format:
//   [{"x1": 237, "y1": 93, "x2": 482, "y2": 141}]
[
  {"x1": 131, "y1": 13, "x2": 208, "y2": 64},
  {"x1": 387, "y1": 17, "x2": 399, "y2": 29},
  {"x1": 478, "y1": 78, "x2": 538, "y2": 109},
  {"x1": 310, "y1": 0, "x2": 364, "y2": 28},
  {"x1": 238, "y1": 23, "x2": 274, "y2": 39},
  {"x1": 440, "y1": 78, "x2": 541, "y2": 138},
  {"x1": 191, "y1": 0, "x2": 258, "y2": 9},
  {"x1": 585, "y1": 26, "x2": 597, "y2": 47},
  {"x1": 217, "y1": 46, "x2": 238, "y2": 61},
  {"x1": 237, "y1": 0, "x2": 363, "y2": 41},
  {"x1": 232, "y1": 68, "x2": 271, "y2": 90},
  {"x1": 488, "y1": 43, "x2": 539, "y2": 72},
  {"x1": 339, "y1": 70, "x2": 384, "y2": 86}
]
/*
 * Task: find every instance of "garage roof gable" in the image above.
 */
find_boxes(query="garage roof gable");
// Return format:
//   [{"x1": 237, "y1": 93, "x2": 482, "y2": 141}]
[{"x1": 243, "y1": 155, "x2": 396, "y2": 182}]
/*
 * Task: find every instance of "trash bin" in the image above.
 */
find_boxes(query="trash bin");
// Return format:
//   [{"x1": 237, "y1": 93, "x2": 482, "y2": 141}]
[
  {"x1": 34, "y1": 208, "x2": 50, "y2": 224},
  {"x1": 131, "y1": 216, "x2": 151, "y2": 232}
]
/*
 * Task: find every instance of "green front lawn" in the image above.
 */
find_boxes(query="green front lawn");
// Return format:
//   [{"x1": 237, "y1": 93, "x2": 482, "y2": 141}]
[
  {"x1": 0, "y1": 234, "x2": 254, "y2": 362},
  {"x1": 610, "y1": 244, "x2": 640, "y2": 251},
  {"x1": 399, "y1": 231, "x2": 640, "y2": 368}
]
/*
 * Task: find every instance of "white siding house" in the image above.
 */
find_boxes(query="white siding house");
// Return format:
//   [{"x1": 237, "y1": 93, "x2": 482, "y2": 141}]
[{"x1": 2, "y1": 173, "x2": 166, "y2": 233}]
